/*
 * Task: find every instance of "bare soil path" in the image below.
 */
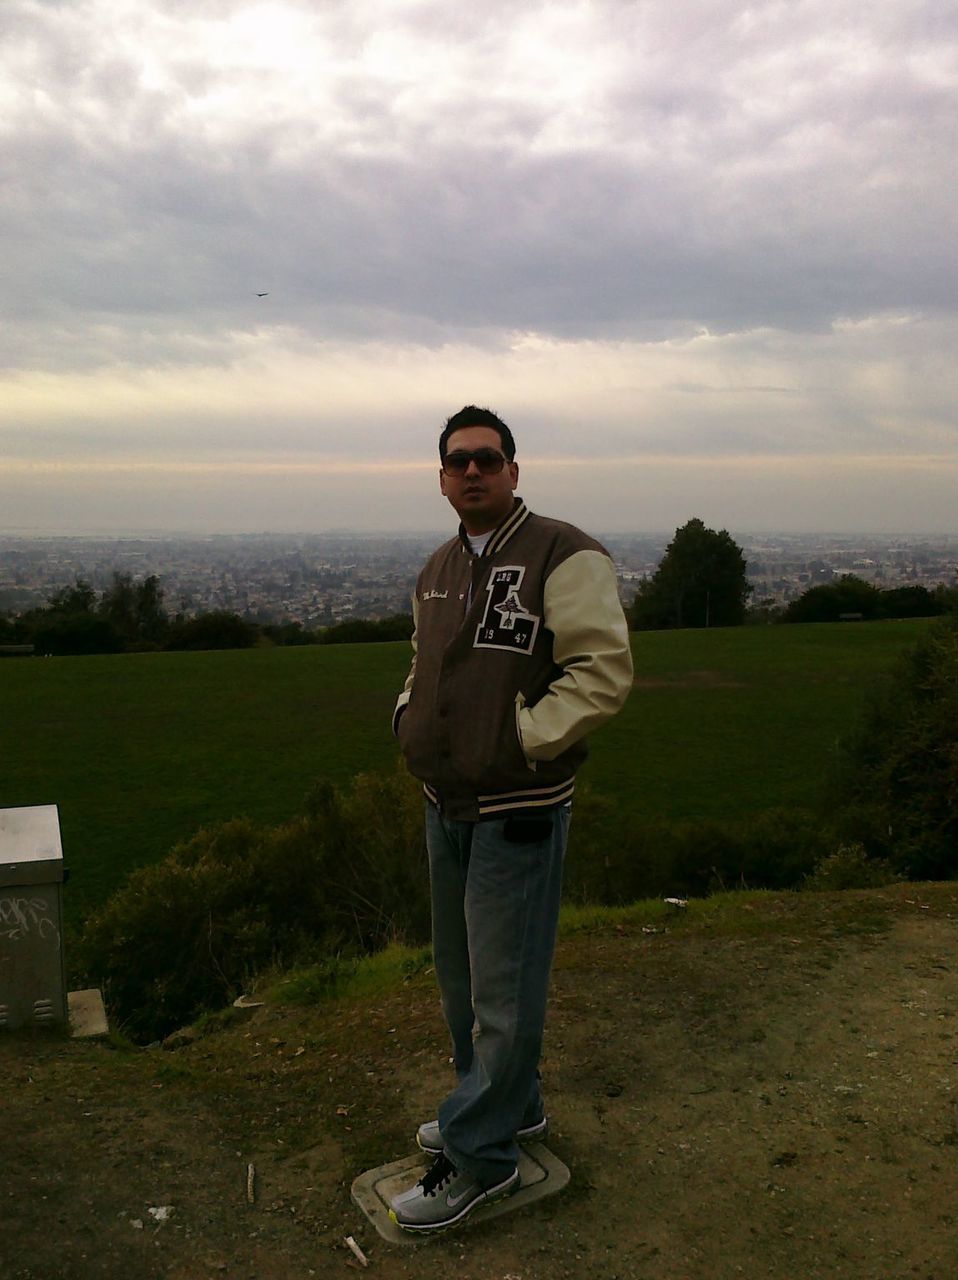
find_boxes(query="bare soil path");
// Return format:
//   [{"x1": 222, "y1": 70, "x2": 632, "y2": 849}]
[{"x1": 2, "y1": 885, "x2": 956, "y2": 1280}]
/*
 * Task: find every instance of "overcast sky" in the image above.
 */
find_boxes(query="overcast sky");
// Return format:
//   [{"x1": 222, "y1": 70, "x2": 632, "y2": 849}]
[{"x1": 2, "y1": 0, "x2": 956, "y2": 536}]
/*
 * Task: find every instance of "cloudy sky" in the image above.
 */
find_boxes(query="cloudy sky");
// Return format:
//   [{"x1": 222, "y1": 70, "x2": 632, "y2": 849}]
[{"x1": 2, "y1": 0, "x2": 956, "y2": 536}]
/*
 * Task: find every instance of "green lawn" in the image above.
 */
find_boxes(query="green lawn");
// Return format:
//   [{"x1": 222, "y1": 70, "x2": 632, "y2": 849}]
[
  {"x1": 0, "y1": 619, "x2": 932, "y2": 923},
  {"x1": 2, "y1": 645, "x2": 412, "y2": 920},
  {"x1": 583, "y1": 620, "x2": 931, "y2": 823}
]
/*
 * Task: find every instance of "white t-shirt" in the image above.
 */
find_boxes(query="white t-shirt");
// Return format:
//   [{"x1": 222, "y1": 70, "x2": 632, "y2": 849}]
[{"x1": 465, "y1": 531, "x2": 492, "y2": 607}]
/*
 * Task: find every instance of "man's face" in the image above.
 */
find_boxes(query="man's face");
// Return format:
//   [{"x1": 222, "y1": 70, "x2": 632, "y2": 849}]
[{"x1": 439, "y1": 426, "x2": 519, "y2": 534}]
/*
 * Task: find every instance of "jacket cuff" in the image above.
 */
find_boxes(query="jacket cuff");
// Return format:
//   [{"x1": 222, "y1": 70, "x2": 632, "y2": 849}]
[{"x1": 392, "y1": 692, "x2": 411, "y2": 736}]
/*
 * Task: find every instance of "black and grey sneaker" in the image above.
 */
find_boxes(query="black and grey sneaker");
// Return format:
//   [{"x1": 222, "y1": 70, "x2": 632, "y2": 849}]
[
  {"x1": 416, "y1": 1115, "x2": 549, "y2": 1155},
  {"x1": 389, "y1": 1152, "x2": 519, "y2": 1233}
]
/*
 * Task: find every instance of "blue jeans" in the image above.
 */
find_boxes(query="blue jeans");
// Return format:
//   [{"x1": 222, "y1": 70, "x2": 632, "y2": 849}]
[{"x1": 425, "y1": 801, "x2": 570, "y2": 1186}]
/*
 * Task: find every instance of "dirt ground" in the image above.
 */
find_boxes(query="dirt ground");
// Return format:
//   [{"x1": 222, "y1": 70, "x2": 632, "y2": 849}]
[{"x1": 2, "y1": 885, "x2": 957, "y2": 1280}]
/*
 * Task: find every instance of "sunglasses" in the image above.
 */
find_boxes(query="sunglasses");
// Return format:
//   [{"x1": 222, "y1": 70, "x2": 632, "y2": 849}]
[{"x1": 442, "y1": 448, "x2": 509, "y2": 477}]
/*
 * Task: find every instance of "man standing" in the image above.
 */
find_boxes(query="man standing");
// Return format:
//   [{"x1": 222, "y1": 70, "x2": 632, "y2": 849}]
[{"x1": 389, "y1": 406, "x2": 633, "y2": 1233}]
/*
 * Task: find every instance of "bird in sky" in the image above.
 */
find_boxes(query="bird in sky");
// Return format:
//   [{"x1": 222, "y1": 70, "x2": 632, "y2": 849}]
[{"x1": 256, "y1": 292, "x2": 269, "y2": 297}]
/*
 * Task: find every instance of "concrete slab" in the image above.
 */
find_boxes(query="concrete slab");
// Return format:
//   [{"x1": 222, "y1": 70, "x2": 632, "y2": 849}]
[
  {"x1": 68, "y1": 988, "x2": 108, "y2": 1039},
  {"x1": 351, "y1": 1142, "x2": 570, "y2": 1244}
]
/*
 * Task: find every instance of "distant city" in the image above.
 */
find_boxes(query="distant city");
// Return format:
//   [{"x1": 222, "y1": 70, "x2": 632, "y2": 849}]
[{"x1": 1, "y1": 530, "x2": 957, "y2": 627}]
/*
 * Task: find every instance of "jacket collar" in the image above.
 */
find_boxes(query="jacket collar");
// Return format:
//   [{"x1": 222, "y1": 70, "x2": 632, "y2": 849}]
[{"x1": 458, "y1": 498, "x2": 531, "y2": 558}]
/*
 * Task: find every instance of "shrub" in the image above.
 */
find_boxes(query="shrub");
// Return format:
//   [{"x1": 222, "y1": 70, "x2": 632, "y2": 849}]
[
  {"x1": 877, "y1": 585, "x2": 945, "y2": 620},
  {"x1": 259, "y1": 621, "x2": 320, "y2": 646},
  {"x1": 76, "y1": 766, "x2": 429, "y2": 1041},
  {"x1": 31, "y1": 614, "x2": 125, "y2": 656},
  {"x1": 782, "y1": 575, "x2": 881, "y2": 623},
  {"x1": 833, "y1": 612, "x2": 958, "y2": 879},
  {"x1": 321, "y1": 615, "x2": 414, "y2": 644},
  {"x1": 655, "y1": 809, "x2": 827, "y2": 896},
  {"x1": 563, "y1": 801, "x2": 828, "y2": 903},
  {"x1": 803, "y1": 843, "x2": 901, "y2": 891},
  {"x1": 166, "y1": 611, "x2": 258, "y2": 650}
]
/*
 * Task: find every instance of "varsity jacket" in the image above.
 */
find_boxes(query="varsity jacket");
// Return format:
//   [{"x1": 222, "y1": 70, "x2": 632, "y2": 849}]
[{"x1": 393, "y1": 498, "x2": 633, "y2": 820}]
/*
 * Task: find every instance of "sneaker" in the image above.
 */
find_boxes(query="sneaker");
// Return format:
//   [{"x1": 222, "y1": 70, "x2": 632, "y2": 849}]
[
  {"x1": 389, "y1": 1152, "x2": 519, "y2": 1233},
  {"x1": 416, "y1": 1114, "x2": 549, "y2": 1155}
]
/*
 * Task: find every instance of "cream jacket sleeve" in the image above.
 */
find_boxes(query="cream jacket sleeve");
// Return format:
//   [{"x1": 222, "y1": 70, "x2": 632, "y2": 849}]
[
  {"x1": 517, "y1": 550, "x2": 633, "y2": 761},
  {"x1": 391, "y1": 593, "x2": 418, "y2": 735}
]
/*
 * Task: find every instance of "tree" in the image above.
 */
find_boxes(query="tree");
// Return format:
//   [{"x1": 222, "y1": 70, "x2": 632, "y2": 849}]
[
  {"x1": 631, "y1": 518, "x2": 751, "y2": 630},
  {"x1": 134, "y1": 574, "x2": 168, "y2": 642},
  {"x1": 19, "y1": 577, "x2": 124, "y2": 655},
  {"x1": 47, "y1": 579, "x2": 97, "y2": 615},
  {"x1": 99, "y1": 572, "x2": 168, "y2": 645}
]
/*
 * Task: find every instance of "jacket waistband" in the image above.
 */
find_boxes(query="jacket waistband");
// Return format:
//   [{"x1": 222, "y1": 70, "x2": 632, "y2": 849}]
[{"x1": 424, "y1": 777, "x2": 575, "y2": 820}]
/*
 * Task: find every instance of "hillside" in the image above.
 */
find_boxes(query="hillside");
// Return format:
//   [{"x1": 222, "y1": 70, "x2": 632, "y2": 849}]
[
  {"x1": 3, "y1": 884, "x2": 956, "y2": 1280},
  {"x1": 0, "y1": 619, "x2": 934, "y2": 924}
]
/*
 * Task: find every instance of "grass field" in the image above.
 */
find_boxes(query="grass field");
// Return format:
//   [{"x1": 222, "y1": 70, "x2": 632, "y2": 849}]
[{"x1": 0, "y1": 618, "x2": 932, "y2": 924}]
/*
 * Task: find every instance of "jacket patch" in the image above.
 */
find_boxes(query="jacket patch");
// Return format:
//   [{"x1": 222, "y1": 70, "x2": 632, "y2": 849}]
[{"x1": 474, "y1": 566, "x2": 540, "y2": 654}]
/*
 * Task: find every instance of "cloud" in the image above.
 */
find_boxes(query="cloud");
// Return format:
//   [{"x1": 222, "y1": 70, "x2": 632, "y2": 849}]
[
  {"x1": 3, "y1": 312, "x2": 955, "y2": 461},
  {"x1": 4, "y1": 0, "x2": 955, "y2": 367},
  {"x1": 1, "y1": 0, "x2": 955, "y2": 532}
]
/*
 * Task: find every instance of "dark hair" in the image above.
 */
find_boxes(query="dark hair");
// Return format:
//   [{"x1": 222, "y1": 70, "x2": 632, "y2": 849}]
[{"x1": 439, "y1": 406, "x2": 516, "y2": 462}]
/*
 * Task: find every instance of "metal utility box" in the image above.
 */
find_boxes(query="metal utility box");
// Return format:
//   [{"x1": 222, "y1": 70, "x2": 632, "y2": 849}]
[{"x1": 0, "y1": 805, "x2": 68, "y2": 1030}]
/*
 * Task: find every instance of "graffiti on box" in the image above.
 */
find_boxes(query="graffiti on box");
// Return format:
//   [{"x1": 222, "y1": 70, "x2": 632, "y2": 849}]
[{"x1": 0, "y1": 896, "x2": 59, "y2": 943}]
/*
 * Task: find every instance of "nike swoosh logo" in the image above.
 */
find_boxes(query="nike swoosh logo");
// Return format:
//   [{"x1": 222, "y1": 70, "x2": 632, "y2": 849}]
[
  {"x1": 446, "y1": 1185, "x2": 479, "y2": 1209},
  {"x1": 447, "y1": 1172, "x2": 517, "y2": 1209}
]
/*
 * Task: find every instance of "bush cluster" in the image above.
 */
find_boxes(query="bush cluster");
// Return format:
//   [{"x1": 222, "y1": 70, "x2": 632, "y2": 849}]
[
  {"x1": 802, "y1": 844, "x2": 901, "y2": 892},
  {"x1": 79, "y1": 773, "x2": 836, "y2": 1041},
  {"x1": 831, "y1": 611, "x2": 958, "y2": 879},
  {"x1": 782, "y1": 576, "x2": 954, "y2": 624},
  {"x1": 563, "y1": 796, "x2": 828, "y2": 904},
  {"x1": 76, "y1": 767, "x2": 429, "y2": 1042}
]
